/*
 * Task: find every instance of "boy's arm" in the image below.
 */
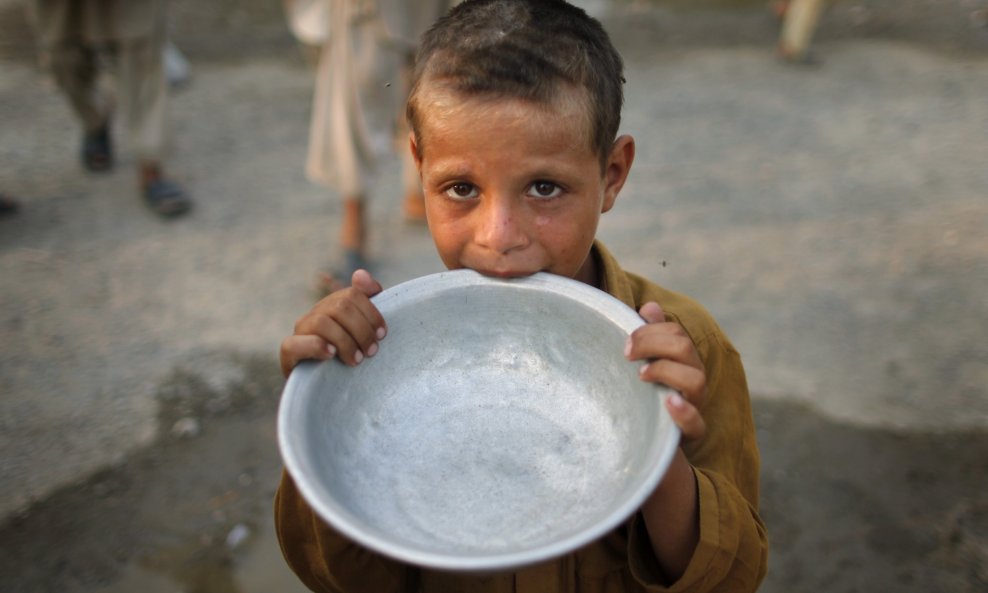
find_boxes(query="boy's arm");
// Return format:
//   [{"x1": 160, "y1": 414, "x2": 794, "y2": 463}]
[
  {"x1": 626, "y1": 304, "x2": 768, "y2": 593},
  {"x1": 668, "y1": 333, "x2": 767, "y2": 592}
]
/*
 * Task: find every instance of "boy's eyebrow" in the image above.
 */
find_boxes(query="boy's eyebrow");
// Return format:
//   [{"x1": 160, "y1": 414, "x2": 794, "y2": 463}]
[
  {"x1": 422, "y1": 161, "x2": 480, "y2": 185},
  {"x1": 424, "y1": 158, "x2": 590, "y2": 187},
  {"x1": 425, "y1": 160, "x2": 473, "y2": 179}
]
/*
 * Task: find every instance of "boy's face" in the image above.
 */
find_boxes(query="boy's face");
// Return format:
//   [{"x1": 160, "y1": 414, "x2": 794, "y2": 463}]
[{"x1": 411, "y1": 88, "x2": 634, "y2": 286}]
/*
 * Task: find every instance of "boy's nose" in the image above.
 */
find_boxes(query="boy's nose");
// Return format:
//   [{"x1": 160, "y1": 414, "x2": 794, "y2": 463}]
[{"x1": 476, "y1": 196, "x2": 528, "y2": 254}]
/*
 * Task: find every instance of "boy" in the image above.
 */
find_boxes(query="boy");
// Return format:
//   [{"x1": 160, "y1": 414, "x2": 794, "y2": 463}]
[{"x1": 276, "y1": 1, "x2": 768, "y2": 591}]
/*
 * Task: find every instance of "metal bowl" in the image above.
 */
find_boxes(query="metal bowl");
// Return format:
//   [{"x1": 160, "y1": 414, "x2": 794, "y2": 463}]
[{"x1": 278, "y1": 270, "x2": 680, "y2": 572}]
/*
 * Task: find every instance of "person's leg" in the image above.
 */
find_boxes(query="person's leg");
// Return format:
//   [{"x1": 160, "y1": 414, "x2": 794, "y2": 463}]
[
  {"x1": 309, "y1": 0, "x2": 374, "y2": 291},
  {"x1": 777, "y1": 0, "x2": 826, "y2": 62},
  {"x1": 117, "y1": 26, "x2": 190, "y2": 217},
  {"x1": 341, "y1": 196, "x2": 366, "y2": 264},
  {"x1": 331, "y1": 1, "x2": 373, "y2": 259},
  {"x1": 47, "y1": 41, "x2": 114, "y2": 171}
]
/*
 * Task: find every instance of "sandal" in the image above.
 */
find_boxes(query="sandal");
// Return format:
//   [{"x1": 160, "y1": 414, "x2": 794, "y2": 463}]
[
  {"x1": 0, "y1": 193, "x2": 20, "y2": 217},
  {"x1": 143, "y1": 178, "x2": 192, "y2": 218},
  {"x1": 81, "y1": 125, "x2": 113, "y2": 172}
]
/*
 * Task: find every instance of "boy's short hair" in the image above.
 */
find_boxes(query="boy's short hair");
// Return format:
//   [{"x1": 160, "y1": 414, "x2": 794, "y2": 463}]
[{"x1": 407, "y1": 0, "x2": 625, "y2": 168}]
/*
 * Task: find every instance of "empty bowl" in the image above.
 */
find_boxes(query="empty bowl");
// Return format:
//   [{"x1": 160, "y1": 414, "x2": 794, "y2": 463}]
[{"x1": 278, "y1": 270, "x2": 680, "y2": 571}]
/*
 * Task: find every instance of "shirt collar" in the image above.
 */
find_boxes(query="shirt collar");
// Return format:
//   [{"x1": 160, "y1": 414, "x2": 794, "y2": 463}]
[{"x1": 592, "y1": 240, "x2": 637, "y2": 311}]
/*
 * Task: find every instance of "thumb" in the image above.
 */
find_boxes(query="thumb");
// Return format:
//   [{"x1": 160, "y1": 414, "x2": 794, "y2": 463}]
[
  {"x1": 351, "y1": 268, "x2": 383, "y2": 297},
  {"x1": 639, "y1": 301, "x2": 666, "y2": 324}
]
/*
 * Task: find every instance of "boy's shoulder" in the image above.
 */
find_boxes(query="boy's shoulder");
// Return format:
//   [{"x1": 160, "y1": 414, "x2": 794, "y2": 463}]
[
  {"x1": 628, "y1": 272, "x2": 725, "y2": 344},
  {"x1": 596, "y1": 242, "x2": 735, "y2": 353}
]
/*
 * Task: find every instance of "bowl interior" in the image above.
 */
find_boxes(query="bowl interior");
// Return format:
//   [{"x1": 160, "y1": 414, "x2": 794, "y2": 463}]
[{"x1": 279, "y1": 271, "x2": 679, "y2": 571}]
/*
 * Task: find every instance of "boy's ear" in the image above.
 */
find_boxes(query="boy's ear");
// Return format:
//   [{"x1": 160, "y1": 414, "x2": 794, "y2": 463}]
[
  {"x1": 601, "y1": 134, "x2": 635, "y2": 213},
  {"x1": 409, "y1": 132, "x2": 423, "y2": 171}
]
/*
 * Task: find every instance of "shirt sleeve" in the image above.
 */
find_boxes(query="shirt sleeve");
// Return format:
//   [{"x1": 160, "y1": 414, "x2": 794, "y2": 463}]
[
  {"x1": 626, "y1": 330, "x2": 769, "y2": 593},
  {"x1": 274, "y1": 470, "x2": 413, "y2": 593}
]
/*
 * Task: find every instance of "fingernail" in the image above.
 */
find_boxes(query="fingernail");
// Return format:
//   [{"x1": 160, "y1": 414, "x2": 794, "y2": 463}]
[
  {"x1": 376, "y1": 327, "x2": 387, "y2": 340},
  {"x1": 366, "y1": 342, "x2": 378, "y2": 357},
  {"x1": 624, "y1": 337, "x2": 632, "y2": 358},
  {"x1": 325, "y1": 344, "x2": 336, "y2": 357},
  {"x1": 354, "y1": 350, "x2": 364, "y2": 364},
  {"x1": 669, "y1": 393, "x2": 684, "y2": 408},
  {"x1": 639, "y1": 363, "x2": 649, "y2": 376}
]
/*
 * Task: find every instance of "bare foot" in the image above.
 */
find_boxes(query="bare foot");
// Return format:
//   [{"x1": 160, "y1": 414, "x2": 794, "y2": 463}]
[
  {"x1": 315, "y1": 269, "x2": 347, "y2": 296},
  {"x1": 314, "y1": 249, "x2": 366, "y2": 297}
]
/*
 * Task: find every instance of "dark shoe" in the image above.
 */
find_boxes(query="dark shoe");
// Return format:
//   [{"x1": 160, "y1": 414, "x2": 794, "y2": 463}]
[
  {"x1": 143, "y1": 178, "x2": 191, "y2": 218},
  {"x1": 0, "y1": 193, "x2": 20, "y2": 217},
  {"x1": 81, "y1": 125, "x2": 113, "y2": 172}
]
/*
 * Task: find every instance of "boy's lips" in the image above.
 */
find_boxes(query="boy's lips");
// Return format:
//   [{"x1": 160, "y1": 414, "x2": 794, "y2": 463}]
[{"x1": 472, "y1": 267, "x2": 541, "y2": 279}]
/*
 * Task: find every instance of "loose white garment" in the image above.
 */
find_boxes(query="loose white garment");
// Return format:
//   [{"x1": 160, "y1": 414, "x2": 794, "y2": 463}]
[{"x1": 286, "y1": 0, "x2": 455, "y2": 199}]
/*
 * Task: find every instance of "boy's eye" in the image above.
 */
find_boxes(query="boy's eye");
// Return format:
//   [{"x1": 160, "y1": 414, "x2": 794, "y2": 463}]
[
  {"x1": 444, "y1": 182, "x2": 478, "y2": 200},
  {"x1": 528, "y1": 181, "x2": 562, "y2": 199}
]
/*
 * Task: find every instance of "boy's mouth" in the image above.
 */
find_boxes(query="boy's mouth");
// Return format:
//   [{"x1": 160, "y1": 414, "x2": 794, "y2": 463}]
[{"x1": 473, "y1": 268, "x2": 541, "y2": 279}]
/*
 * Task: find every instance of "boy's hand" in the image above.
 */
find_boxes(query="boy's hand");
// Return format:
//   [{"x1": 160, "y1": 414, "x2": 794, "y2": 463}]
[
  {"x1": 629, "y1": 302, "x2": 707, "y2": 579},
  {"x1": 279, "y1": 269, "x2": 387, "y2": 377},
  {"x1": 625, "y1": 301, "x2": 707, "y2": 441}
]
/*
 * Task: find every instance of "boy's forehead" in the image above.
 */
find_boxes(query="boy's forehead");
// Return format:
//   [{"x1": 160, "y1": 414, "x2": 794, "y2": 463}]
[{"x1": 415, "y1": 83, "x2": 593, "y2": 146}]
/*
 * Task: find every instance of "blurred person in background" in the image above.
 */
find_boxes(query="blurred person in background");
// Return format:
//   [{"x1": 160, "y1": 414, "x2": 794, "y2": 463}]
[
  {"x1": 284, "y1": 0, "x2": 456, "y2": 293},
  {"x1": 30, "y1": 0, "x2": 191, "y2": 218}
]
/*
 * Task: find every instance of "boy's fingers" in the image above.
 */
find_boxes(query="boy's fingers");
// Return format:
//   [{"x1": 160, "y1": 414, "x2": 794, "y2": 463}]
[
  {"x1": 351, "y1": 269, "x2": 384, "y2": 298},
  {"x1": 639, "y1": 359, "x2": 706, "y2": 406},
  {"x1": 294, "y1": 289, "x2": 387, "y2": 367},
  {"x1": 626, "y1": 328, "x2": 702, "y2": 372},
  {"x1": 280, "y1": 335, "x2": 335, "y2": 378},
  {"x1": 638, "y1": 301, "x2": 665, "y2": 324},
  {"x1": 627, "y1": 306, "x2": 708, "y2": 412},
  {"x1": 309, "y1": 300, "x2": 380, "y2": 366},
  {"x1": 346, "y1": 274, "x2": 388, "y2": 338},
  {"x1": 630, "y1": 330, "x2": 694, "y2": 360},
  {"x1": 666, "y1": 392, "x2": 706, "y2": 442},
  {"x1": 338, "y1": 292, "x2": 387, "y2": 358}
]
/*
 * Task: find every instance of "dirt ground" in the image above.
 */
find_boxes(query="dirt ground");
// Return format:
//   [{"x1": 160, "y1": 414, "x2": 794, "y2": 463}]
[{"x1": 1, "y1": 1, "x2": 986, "y2": 592}]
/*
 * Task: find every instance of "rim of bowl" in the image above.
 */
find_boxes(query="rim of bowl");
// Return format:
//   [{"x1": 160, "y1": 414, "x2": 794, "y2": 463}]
[{"x1": 278, "y1": 270, "x2": 681, "y2": 572}]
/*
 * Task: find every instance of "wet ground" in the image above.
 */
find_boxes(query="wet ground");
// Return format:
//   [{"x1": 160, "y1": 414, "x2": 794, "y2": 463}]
[{"x1": 1, "y1": 0, "x2": 987, "y2": 591}]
